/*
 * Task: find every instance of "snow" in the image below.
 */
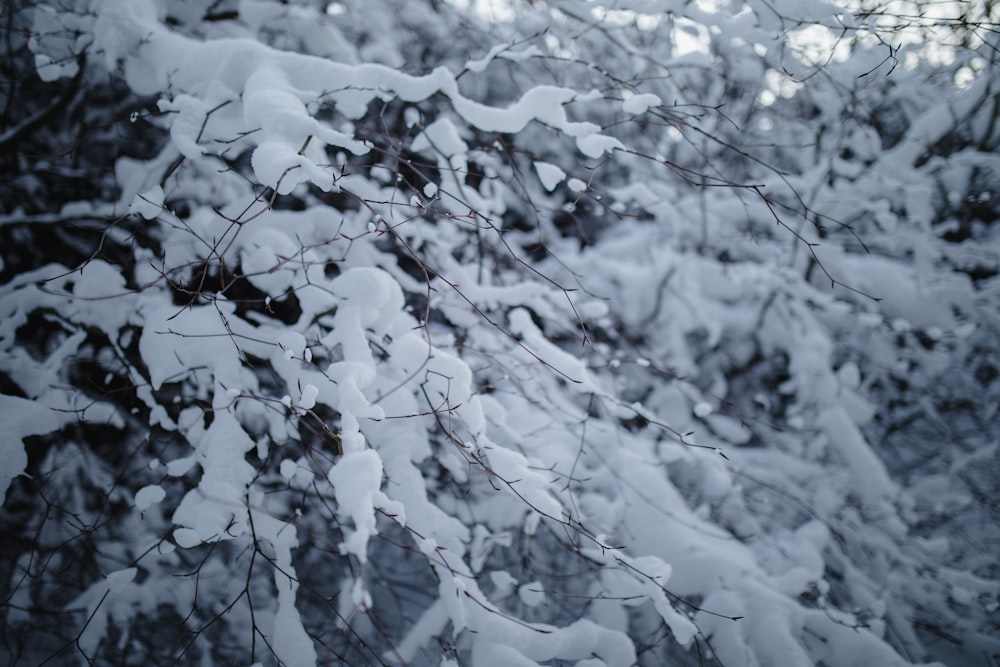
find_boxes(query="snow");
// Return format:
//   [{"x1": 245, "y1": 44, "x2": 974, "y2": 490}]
[
  {"x1": 451, "y1": 85, "x2": 594, "y2": 135},
  {"x1": 173, "y1": 527, "x2": 201, "y2": 548},
  {"x1": 270, "y1": 528, "x2": 318, "y2": 667},
  {"x1": 508, "y1": 308, "x2": 594, "y2": 387},
  {"x1": 171, "y1": 411, "x2": 257, "y2": 544},
  {"x1": 157, "y1": 95, "x2": 212, "y2": 160},
  {"x1": 412, "y1": 117, "x2": 468, "y2": 159},
  {"x1": 128, "y1": 185, "x2": 164, "y2": 219},
  {"x1": 518, "y1": 581, "x2": 545, "y2": 607},
  {"x1": 465, "y1": 43, "x2": 544, "y2": 72},
  {"x1": 706, "y1": 414, "x2": 751, "y2": 444},
  {"x1": 134, "y1": 484, "x2": 166, "y2": 512},
  {"x1": 241, "y1": 228, "x2": 301, "y2": 294},
  {"x1": 818, "y1": 406, "x2": 895, "y2": 509},
  {"x1": 327, "y1": 449, "x2": 384, "y2": 561},
  {"x1": 299, "y1": 383, "x2": 319, "y2": 409},
  {"x1": 576, "y1": 133, "x2": 626, "y2": 158},
  {"x1": 823, "y1": 251, "x2": 956, "y2": 329},
  {"x1": 166, "y1": 456, "x2": 196, "y2": 476},
  {"x1": 534, "y1": 161, "x2": 566, "y2": 191},
  {"x1": 466, "y1": 614, "x2": 636, "y2": 667},
  {"x1": 10, "y1": 2, "x2": 998, "y2": 665},
  {"x1": 490, "y1": 570, "x2": 517, "y2": 597},
  {"x1": 251, "y1": 140, "x2": 336, "y2": 194},
  {"x1": 106, "y1": 567, "x2": 137, "y2": 594},
  {"x1": 0, "y1": 395, "x2": 72, "y2": 499},
  {"x1": 483, "y1": 446, "x2": 563, "y2": 519},
  {"x1": 622, "y1": 92, "x2": 661, "y2": 114}
]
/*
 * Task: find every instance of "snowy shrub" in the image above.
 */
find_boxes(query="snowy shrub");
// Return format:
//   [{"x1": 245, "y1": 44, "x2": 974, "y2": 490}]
[{"x1": 2, "y1": 0, "x2": 998, "y2": 665}]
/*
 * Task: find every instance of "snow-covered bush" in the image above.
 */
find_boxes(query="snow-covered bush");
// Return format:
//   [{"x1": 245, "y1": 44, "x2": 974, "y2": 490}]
[{"x1": 2, "y1": 0, "x2": 997, "y2": 665}]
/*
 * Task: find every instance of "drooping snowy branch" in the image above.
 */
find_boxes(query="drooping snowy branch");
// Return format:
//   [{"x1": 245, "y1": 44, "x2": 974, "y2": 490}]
[{"x1": 4, "y1": 0, "x2": 998, "y2": 665}]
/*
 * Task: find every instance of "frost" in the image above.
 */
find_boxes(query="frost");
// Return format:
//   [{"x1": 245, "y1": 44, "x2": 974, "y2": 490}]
[
  {"x1": 251, "y1": 140, "x2": 335, "y2": 194},
  {"x1": 450, "y1": 85, "x2": 599, "y2": 136},
  {"x1": 328, "y1": 267, "x2": 404, "y2": 340}
]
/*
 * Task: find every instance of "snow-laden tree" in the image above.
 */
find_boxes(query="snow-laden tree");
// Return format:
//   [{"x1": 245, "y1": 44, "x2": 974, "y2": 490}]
[{"x1": 2, "y1": 0, "x2": 998, "y2": 665}]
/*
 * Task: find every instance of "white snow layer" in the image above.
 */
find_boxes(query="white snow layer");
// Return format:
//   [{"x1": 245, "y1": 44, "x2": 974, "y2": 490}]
[
  {"x1": 0, "y1": 395, "x2": 73, "y2": 499},
  {"x1": 534, "y1": 161, "x2": 567, "y2": 191}
]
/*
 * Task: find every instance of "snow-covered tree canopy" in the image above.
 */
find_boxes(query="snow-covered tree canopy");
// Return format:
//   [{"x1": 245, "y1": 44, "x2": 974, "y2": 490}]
[{"x1": 2, "y1": 0, "x2": 998, "y2": 664}]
